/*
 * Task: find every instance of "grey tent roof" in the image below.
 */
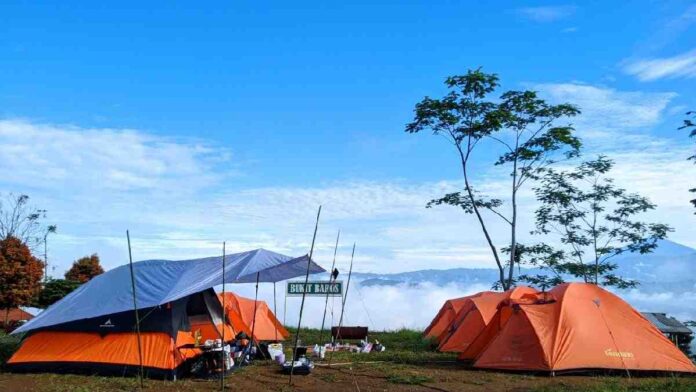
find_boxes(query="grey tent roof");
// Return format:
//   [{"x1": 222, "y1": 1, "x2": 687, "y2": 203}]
[
  {"x1": 14, "y1": 248, "x2": 324, "y2": 334},
  {"x1": 642, "y1": 312, "x2": 692, "y2": 334}
]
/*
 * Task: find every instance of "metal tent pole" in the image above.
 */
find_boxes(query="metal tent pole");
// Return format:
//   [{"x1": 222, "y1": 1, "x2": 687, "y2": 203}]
[
  {"x1": 289, "y1": 205, "x2": 321, "y2": 385},
  {"x1": 221, "y1": 241, "x2": 226, "y2": 391},
  {"x1": 318, "y1": 230, "x2": 340, "y2": 348},
  {"x1": 126, "y1": 230, "x2": 145, "y2": 388},
  {"x1": 273, "y1": 282, "x2": 278, "y2": 341},
  {"x1": 329, "y1": 242, "x2": 355, "y2": 367},
  {"x1": 283, "y1": 288, "x2": 287, "y2": 326},
  {"x1": 249, "y1": 272, "x2": 261, "y2": 357}
]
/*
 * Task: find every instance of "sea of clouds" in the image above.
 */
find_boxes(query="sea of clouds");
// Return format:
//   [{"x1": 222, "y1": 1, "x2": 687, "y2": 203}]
[{"x1": 229, "y1": 279, "x2": 696, "y2": 331}]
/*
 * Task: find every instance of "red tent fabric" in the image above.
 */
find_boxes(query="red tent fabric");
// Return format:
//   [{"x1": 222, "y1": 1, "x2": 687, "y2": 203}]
[
  {"x1": 472, "y1": 283, "x2": 696, "y2": 373},
  {"x1": 1, "y1": 308, "x2": 34, "y2": 323}
]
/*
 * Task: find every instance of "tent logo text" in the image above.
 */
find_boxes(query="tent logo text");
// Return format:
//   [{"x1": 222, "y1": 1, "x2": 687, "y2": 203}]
[
  {"x1": 604, "y1": 348, "x2": 634, "y2": 358},
  {"x1": 99, "y1": 319, "x2": 115, "y2": 328}
]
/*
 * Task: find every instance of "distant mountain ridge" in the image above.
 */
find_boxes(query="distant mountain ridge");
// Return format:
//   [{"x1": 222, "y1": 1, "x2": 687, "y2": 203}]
[{"x1": 352, "y1": 240, "x2": 696, "y2": 292}]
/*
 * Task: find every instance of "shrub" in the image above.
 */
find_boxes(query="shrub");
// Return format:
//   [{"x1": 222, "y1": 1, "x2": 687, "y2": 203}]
[{"x1": 0, "y1": 332, "x2": 21, "y2": 370}]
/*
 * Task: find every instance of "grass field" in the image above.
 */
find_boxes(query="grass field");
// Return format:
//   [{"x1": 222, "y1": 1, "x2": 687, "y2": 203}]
[{"x1": 1, "y1": 328, "x2": 694, "y2": 391}]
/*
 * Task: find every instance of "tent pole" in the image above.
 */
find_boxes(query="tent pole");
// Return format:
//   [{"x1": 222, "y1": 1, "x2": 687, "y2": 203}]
[
  {"x1": 273, "y1": 282, "x2": 278, "y2": 341},
  {"x1": 221, "y1": 241, "x2": 226, "y2": 391},
  {"x1": 126, "y1": 230, "x2": 144, "y2": 388},
  {"x1": 283, "y1": 288, "x2": 287, "y2": 326},
  {"x1": 329, "y1": 242, "x2": 355, "y2": 367},
  {"x1": 319, "y1": 230, "x2": 340, "y2": 348},
  {"x1": 249, "y1": 272, "x2": 261, "y2": 357},
  {"x1": 289, "y1": 205, "x2": 321, "y2": 385}
]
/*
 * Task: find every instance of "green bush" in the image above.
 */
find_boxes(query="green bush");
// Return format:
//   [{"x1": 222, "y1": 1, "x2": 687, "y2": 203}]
[{"x1": 0, "y1": 332, "x2": 21, "y2": 370}]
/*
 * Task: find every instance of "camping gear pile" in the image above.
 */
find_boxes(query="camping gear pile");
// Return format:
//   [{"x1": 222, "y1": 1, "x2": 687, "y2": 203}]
[
  {"x1": 426, "y1": 283, "x2": 696, "y2": 374},
  {"x1": 6, "y1": 248, "x2": 324, "y2": 379},
  {"x1": 281, "y1": 346, "x2": 314, "y2": 375}
]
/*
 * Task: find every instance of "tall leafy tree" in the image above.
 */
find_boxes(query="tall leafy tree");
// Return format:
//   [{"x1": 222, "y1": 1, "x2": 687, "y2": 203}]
[
  {"x1": 0, "y1": 193, "x2": 57, "y2": 251},
  {"x1": 519, "y1": 156, "x2": 672, "y2": 289},
  {"x1": 65, "y1": 254, "x2": 104, "y2": 283},
  {"x1": 680, "y1": 111, "x2": 695, "y2": 212},
  {"x1": 406, "y1": 69, "x2": 581, "y2": 289},
  {"x1": 36, "y1": 278, "x2": 81, "y2": 308},
  {"x1": 0, "y1": 236, "x2": 44, "y2": 324}
]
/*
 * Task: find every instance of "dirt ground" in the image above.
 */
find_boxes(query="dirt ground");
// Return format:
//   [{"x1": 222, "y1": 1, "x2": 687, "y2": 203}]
[{"x1": 1, "y1": 361, "x2": 694, "y2": 392}]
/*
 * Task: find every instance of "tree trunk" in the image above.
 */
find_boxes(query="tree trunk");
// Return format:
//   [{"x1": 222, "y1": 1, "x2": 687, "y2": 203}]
[
  {"x1": 508, "y1": 155, "x2": 519, "y2": 289},
  {"x1": 457, "y1": 143, "x2": 507, "y2": 289},
  {"x1": 506, "y1": 136, "x2": 522, "y2": 290}
]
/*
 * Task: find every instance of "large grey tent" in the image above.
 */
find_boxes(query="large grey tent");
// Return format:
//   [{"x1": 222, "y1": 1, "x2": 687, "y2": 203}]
[{"x1": 8, "y1": 248, "x2": 324, "y2": 378}]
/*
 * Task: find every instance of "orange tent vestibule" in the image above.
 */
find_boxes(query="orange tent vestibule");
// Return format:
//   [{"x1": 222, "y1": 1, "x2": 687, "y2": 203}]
[
  {"x1": 218, "y1": 292, "x2": 288, "y2": 342},
  {"x1": 438, "y1": 286, "x2": 538, "y2": 353},
  {"x1": 423, "y1": 293, "x2": 484, "y2": 343}
]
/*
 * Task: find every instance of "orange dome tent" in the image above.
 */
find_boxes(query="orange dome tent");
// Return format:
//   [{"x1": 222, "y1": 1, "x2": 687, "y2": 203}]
[
  {"x1": 457, "y1": 290, "x2": 552, "y2": 362},
  {"x1": 424, "y1": 293, "x2": 483, "y2": 343},
  {"x1": 218, "y1": 292, "x2": 288, "y2": 342},
  {"x1": 472, "y1": 283, "x2": 696, "y2": 373},
  {"x1": 438, "y1": 286, "x2": 538, "y2": 353}
]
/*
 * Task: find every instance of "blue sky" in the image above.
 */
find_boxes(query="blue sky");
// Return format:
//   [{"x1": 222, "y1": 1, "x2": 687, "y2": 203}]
[{"x1": 1, "y1": 1, "x2": 695, "y2": 277}]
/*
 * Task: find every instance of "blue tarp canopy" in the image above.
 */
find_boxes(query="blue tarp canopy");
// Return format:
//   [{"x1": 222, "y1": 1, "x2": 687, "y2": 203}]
[{"x1": 14, "y1": 248, "x2": 324, "y2": 334}]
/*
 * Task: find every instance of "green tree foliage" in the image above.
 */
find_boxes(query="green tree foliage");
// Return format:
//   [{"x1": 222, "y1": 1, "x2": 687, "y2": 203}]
[
  {"x1": 0, "y1": 236, "x2": 44, "y2": 324},
  {"x1": 679, "y1": 111, "x2": 695, "y2": 212},
  {"x1": 406, "y1": 69, "x2": 581, "y2": 289},
  {"x1": 518, "y1": 156, "x2": 672, "y2": 289},
  {"x1": 65, "y1": 254, "x2": 104, "y2": 283},
  {"x1": 37, "y1": 278, "x2": 81, "y2": 308}
]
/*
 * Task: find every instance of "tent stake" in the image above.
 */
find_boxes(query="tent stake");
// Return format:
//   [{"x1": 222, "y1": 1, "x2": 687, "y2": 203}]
[
  {"x1": 329, "y1": 242, "x2": 355, "y2": 367},
  {"x1": 318, "y1": 230, "x2": 340, "y2": 348},
  {"x1": 126, "y1": 230, "x2": 145, "y2": 388},
  {"x1": 221, "y1": 241, "x2": 226, "y2": 391},
  {"x1": 289, "y1": 205, "x2": 322, "y2": 385}
]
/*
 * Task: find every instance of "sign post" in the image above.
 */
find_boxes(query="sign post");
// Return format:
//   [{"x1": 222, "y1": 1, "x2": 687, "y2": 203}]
[{"x1": 287, "y1": 281, "x2": 343, "y2": 297}]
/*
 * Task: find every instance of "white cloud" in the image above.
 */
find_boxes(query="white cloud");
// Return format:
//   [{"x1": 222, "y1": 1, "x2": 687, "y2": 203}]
[
  {"x1": 0, "y1": 119, "x2": 229, "y2": 192},
  {"x1": 517, "y1": 6, "x2": 576, "y2": 23},
  {"x1": 535, "y1": 83, "x2": 676, "y2": 132},
  {"x1": 623, "y1": 49, "x2": 696, "y2": 81},
  {"x1": 233, "y1": 280, "x2": 491, "y2": 331},
  {"x1": 230, "y1": 280, "x2": 696, "y2": 332}
]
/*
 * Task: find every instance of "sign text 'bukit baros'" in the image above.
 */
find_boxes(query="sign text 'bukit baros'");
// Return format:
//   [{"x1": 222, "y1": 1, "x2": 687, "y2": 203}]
[{"x1": 286, "y1": 281, "x2": 343, "y2": 297}]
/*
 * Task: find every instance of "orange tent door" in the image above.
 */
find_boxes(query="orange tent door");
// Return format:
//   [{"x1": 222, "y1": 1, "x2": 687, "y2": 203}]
[{"x1": 218, "y1": 292, "x2": 287, "y2": 341}]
